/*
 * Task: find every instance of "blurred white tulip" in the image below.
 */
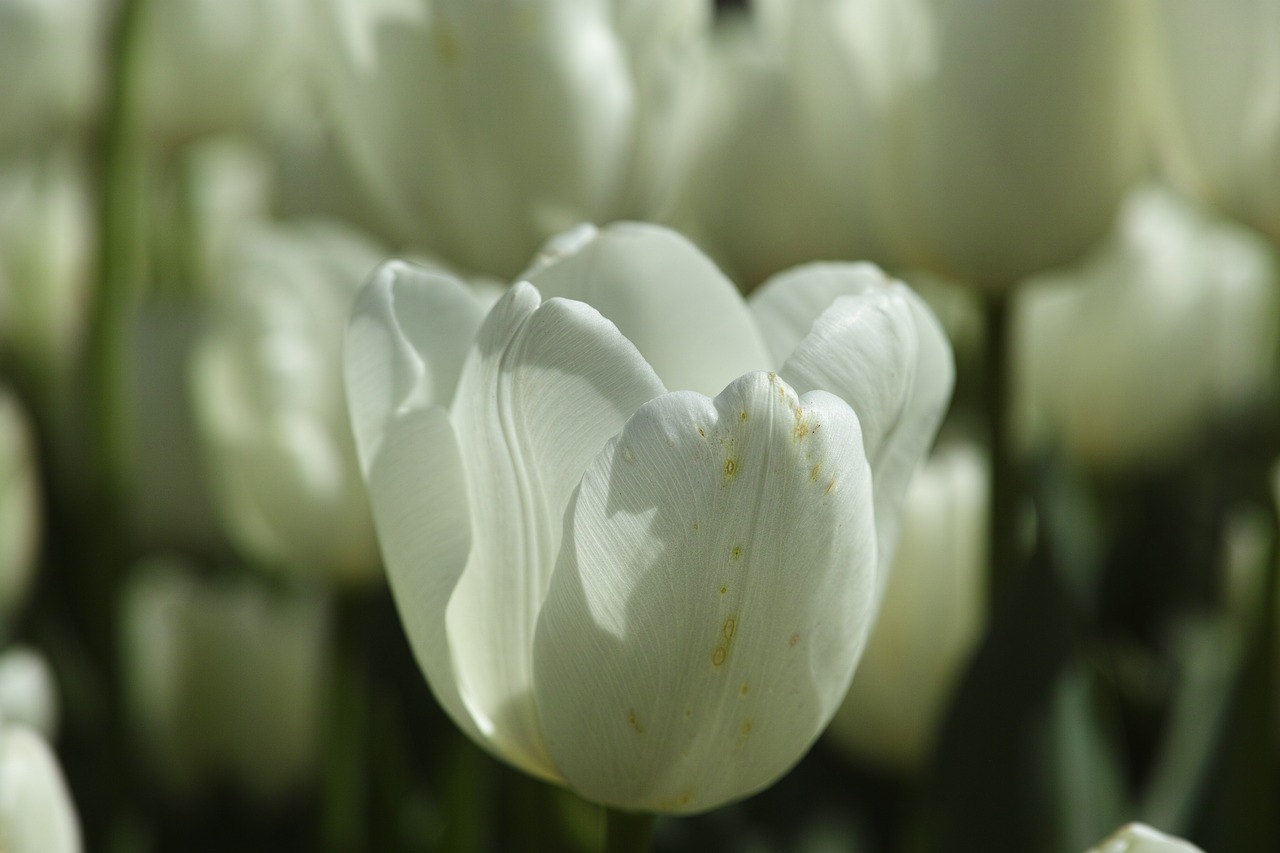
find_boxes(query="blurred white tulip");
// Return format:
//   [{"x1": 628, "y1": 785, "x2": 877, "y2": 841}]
[
  {"x1": 0, "y1": 647, "x2": 58, "y2": 739},
  {"x1": 693, "y1": 0, "x2": 1145, "y2": 288},
  {"x1": 0, "y1": 724, "x2": 81, "y2": 853},
  {"x1": 1015, "y1": 186, "x2": 1279, "y2": 469},
  {"x1": 1147, "y1": 0, "x2": 1280, "y2": 246},
  {"x1": 319, "y1": 0, "x2": 707, "y2": 277},
  {"x1": 192, "y1": 219, "x2": 391, "y2": 582},
  {"x1": 134, "y1": 0, "x2": 307, "y2": 145},
  {"x1": 0, "y1": 0, "x2": 104, "y2": 157},
  {"x1": 121, "y1": 559, "x2": 329, "y2": 802},
  {"x1": 827, "y1": 444, "x2": 988, "y2": 771},
  {"x1": 0, "y1": 389, "x2": 39, "y2": 617},
  {"x1": 0, "y1": 150, "x2": 93, "y2": 381},
  {"x1": 1085, "y1": 822, "x2": 1203, "y2": 853},
  {"x1": 345, "y1": 222, "x2": 953, "y2": 812}
]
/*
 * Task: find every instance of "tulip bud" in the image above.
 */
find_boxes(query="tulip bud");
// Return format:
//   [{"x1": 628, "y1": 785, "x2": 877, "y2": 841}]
[
  {"x1": 0, "y1": 389, "x2": 39, "y2": 616},
  {"x1": 1015, "y1": 186, "x2": 1279, "y2": 469},
  {"x1": 192, "y1": 219, "x2": 388, "y2": 581},
  {"x1": 1085, "y1": 823, "x2": 1203, "y2": 853},
  {"x1": 0, "y1": 648, "x2": 58, "y2": 739},
  {"x1": 1147, "y1": 0, "x2": 1280, "y2": 246},
  {"x1": 0, "y1": 724, "x2": 82, "y2": 853},
  {"x1": 121, "y1": 559, "x2": 329, "y2": 803},
  {"x1": 826, "y1": 444, "x2": 988, "y2": 771}
]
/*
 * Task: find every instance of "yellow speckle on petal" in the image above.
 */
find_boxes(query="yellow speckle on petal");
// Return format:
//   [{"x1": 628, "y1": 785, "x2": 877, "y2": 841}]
[
  {"x1": 697, "y1": 426, "x2": 706, "y2": 438},
  {"x1": 724, "y1": 458, "x2": 738, "y2": 478},
  {"x1": 731, "y1": 545, "x2": 742, "y2": 561},
  {"x1": 723, "y1": 615, "x2": 737, "y2": 641},
  {"x1": 739, "y1": 409, "x2": 748, "y2": 423},
  {"x1": 620, "y1": 445, "x2": 636, "y2": 464},
  {"x1": 739, "y1": 683, "x2": 750, "y2": 697},
  {"x1": 719, "y1": 585, "x2": 728, "y2": 596},
  {"x1": 712, "y1": 647, "x2": 727, "y2": 666},
  {"x1": 739, "y1": 719, "x2": 753, "y2": 743},
  {"x1": 627, "y1": 709, "x2": 645, "y2": 734},
  {"x1": 809, "y1": 463, "x2": 822, "y2": 483},
  {"x1": 825, "y1": 478, "x2": 836, "y2": 495},
  {"x1": 789, "y1": 633, "x2": 801, "y2": 647}
]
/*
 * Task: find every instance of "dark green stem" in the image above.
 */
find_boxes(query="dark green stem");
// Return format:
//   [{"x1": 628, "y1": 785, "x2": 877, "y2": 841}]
[
  {"x1": 603, "y1": 808, "x2": 655, "y2": 853},
  {"x1": 87, "y1": 0, "x2": 147, "y2": 520},
  {"x1": 984, "y1": 292, "x2": 1019, "y2": 608}
]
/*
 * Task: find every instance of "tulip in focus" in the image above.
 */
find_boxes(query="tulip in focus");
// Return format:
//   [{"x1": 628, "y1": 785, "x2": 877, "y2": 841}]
[
  {"x1": 827, "y1": 444, "x2": 988, "y2": 771},
  {"x1": 345, "y1": 222, "x2": 953, "y2": 812},
  {"x1": 1147, "y1": 0, "x2": 1280, "y2": 246},
  {"x1": 1015, "y1": 186, "x2": 1278, "y2": 468},
  {"x1": 192, "y1": 219, "x2": 389, "y2": 581},
  {"x1": 1085, "y1": 823, "x2": 1204, "y2": 853},
  {"x1": 0, "y1": 722, "x2": 81, "y2": 853}
]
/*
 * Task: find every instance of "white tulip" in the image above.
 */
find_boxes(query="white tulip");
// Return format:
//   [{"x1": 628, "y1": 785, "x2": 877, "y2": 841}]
[
  {"x1": 1015, "y1": 186, "x2": 1279, "y2": 469},
  {"x1": 0, "y1": 0, "x2": 103, "y2": 156},
  {"x1": 1085, "y1": 823, "x2": 1203, "y2": 853},
  {"x1": 121, "y1": 559, "x2": 329, "y2": 802},
  {"x1": 827, "y1": 444, "x2": 987, "y2": 771},
  {"x1": 0, "y1": 150, "x2": 93, "y2": 380},
  {"x1": 0, "y1": 725, "x2": 81, "y2": 853},
  {"x1": 752, "y1": 0, "x2": 1146, "y2": 287},
  {"x1": 0, "y1": 389, "x2": 39, "y2": 616},
  {"x1": 345, "y1": 222, "x2": 953, "y2": 812},
  {"x1": 0, "y1": 648, "x2": 58, "y2": 739},
  {"x1": 134, "y1": 0, "x2": 306, "y2": 144},
  {"x1": 1147, "y1": 0, "x2": 1280, "y2": 246},
  {"x1": 319, "y1": 0, "x2": 705, "y2": 277},
  {"x1": 192, "y1": 219, "x2": 391, "y2": 581}
]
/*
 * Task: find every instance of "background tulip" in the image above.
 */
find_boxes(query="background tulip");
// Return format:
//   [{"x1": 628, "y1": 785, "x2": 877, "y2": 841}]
[
  {"x1": 1085, "y1": 822, "x2": 1204, "y2": 853},
  {"x1": 0, "y1": 648, "x2": 58, "y2": 738},
  {"x1": 0, "y1": 724, "x2": 82, "y2": 853},
  {"x1": 345, "y1": 222, "x2": 952, "y2": 813},
  {"x1": 121, "y1": 559, "x2": 329, "y2": 803},
  {"x1": 1014, "y1": 186, "x2": 1278, "y2": 469},
  {"x1": 0, "y1": 389, "x2": 39, "y2": 617},
  {"x1": 192, "y1": 219, "x2": 389, "y2": 581},
  {"x1": 1146, "y1": 0, "x2": 1280, "y2": 246},
  {"x1": 319, "y1": 0, "x2": 706, "y2": 278},
  {"x1": 827, "y1": 444, "x2": 988, "y2": 772}
]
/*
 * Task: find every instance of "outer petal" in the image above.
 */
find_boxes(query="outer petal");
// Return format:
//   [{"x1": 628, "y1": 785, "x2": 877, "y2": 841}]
[
  {"x1": 0, "y1": 726, "x2": 81, "y2": 853},
  {"x1": 521, "y1": 222, "x2": 772, "y2": 397},
  {"x1": 534, "y1": 372, "x2": 876, "y2": 813},
  {"x1": 774, "y1": 270, "x2": 954, "y2": 589},
  {"x1": 344, "y1": 260, "x2": 487, "y2": 474},
  {"x1": 446, "y1": 282, "x2": 666, "y2": 779}
]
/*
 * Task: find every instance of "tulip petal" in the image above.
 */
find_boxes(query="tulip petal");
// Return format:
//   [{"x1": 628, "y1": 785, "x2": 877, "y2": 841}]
[
  {"x1": 748, "y1": 262, "x2": 899, "y2": 365},
  {"x1": 775, "y1": 273, "x2": 953, "y2": 587},
  {"x1": 522, "y1": 222, "x2": 772, "y2": 397},
  {"x1": 344, "y1": 260, "x2": 486, "y2": 475},
  {"x1": 364, "y1": 405, "x2": 484, "y2": 751},
  {"x1": 447, "y1": 282, "x2": 666, "y2": 779},
  {"x1": 534, "y1": 372, "x2": 876, "y2": 813}
]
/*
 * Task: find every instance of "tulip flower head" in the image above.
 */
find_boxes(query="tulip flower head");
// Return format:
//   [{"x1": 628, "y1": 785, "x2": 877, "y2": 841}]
[
  {"x1": 0, "y1": 722, "x2": 82, "y2": 853},
  {"x1": 1085, "y1": 823, "x2": 1204, "y2": 853},
  {"x1": 345, "y1": 222, "x2": 952, "y2": 812}
]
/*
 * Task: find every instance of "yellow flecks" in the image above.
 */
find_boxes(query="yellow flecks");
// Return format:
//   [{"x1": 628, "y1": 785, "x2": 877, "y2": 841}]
[
  {"x1": 719, "y1": 585, "x2": 728, "y2": 596},
  {"x1": 738, "y1": 409, "x2": 748, "y2": 423},
  {"x1": 714, "y1": 615, "x2": 738, "y2": 666},
  {"x1": 724, "y1": 458, "x2": 738, "y2": 478},
  {"x1": 825, "y1": 478, "x2": 836, "y2": 495},
  {"x1": 434, "y1": 26, "x2": 460, "y2": 64},
  {"x1": 620, "y1": 444, "x2": 636, "y2": 464},
  {"x1": 731, "y1": 545, "x2": 742, "y2": 561},
  {"x1": 697, "y1": 426, "x2": 706, "y2": 438},
  {"x1": 793, "y1": 407, "x2": 811, "y2": 443},
  {"x1": 692, "y1": 521, "x2": 700, "y2": 532},
  {"x1": 739, "y1": 719, "x2": 753, "y2": 743},
  {"x1": 723, "y1": 615, "x2": 737, "y2": 641},
  {"x1": 809, "y1": 463, "x2": 822, "y2": 483},
  {"x1": 789, "y1": 633, "x2": 801, "y2": 647},
  {"x1": 626, "y1": 709, "x2": 645, "y2": 734},
  {"x1": 739, "y1": 682, "x2": 750, "y2": 697},
  {"x1": 712, "y1": 647, "x2": 727, "y2": 666},
  {"x1": 659, "y1": 791, "x2": 696, "y2": 810}
]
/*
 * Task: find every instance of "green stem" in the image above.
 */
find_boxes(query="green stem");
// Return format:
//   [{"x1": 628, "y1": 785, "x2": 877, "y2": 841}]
[
  {"x1": 603, "y1": 808, "x2": 655, "y2": 853},
  {"x1": 984, "y1": 292, "x2": 1019, "y2": 608},
  {"x1": 88, "y1": 0, "x2": 147, "y2": 519}
]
